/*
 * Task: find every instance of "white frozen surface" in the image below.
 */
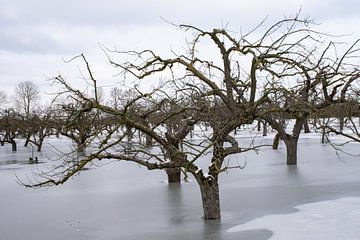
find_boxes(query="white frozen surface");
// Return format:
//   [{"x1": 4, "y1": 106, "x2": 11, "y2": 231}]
[
  {"x1": 0, "y1": 132, "x2": 360, "y2": 240},
  {"x1": 228, "y1": 197, "x2": 360, "y2": 239}
]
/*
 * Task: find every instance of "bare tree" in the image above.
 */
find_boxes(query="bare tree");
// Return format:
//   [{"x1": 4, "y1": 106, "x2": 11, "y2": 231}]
[
  {"x1": 20, "y1": 106, "x2": 57, "y2": 152},
  {"x1": 315, "y1": 100, "x2": 360, "y2": 144},
  {"x1": 23, "y1": 16, "x2": 360, "y2": 220},
  {"x1": 259, "y1": 30, "x2": 360, "y2": 165},
  {"x1": 15, "y1": 81, "x2": 40, "y2": 116},
  {"x1": 0, "y1": 90, "x2": 7, "y2": 107},
  {"x1": 0, "y1": 108, "x2": 21, "y2": 151}
]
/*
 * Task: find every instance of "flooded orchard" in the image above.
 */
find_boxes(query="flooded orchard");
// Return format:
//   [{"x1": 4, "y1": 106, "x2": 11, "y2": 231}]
[{"x1": 1, "y1": 134, "x2": 359, "y2": 240}]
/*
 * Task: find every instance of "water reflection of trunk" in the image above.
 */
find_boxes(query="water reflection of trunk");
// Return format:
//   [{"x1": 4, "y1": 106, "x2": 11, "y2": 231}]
[{"x1": 166, "y1": 183, "x2": 183, "y2": 221}]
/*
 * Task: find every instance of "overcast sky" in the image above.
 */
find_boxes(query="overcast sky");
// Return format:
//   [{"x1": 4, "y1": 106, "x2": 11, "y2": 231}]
[{"x1": 1, "y1": 0, "x2": 360, "y2": 104}]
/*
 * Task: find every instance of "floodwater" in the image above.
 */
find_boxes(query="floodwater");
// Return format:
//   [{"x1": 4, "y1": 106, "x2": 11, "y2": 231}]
[{"x1": 0, "y1": 134, "x2": 360, "y2": 240}]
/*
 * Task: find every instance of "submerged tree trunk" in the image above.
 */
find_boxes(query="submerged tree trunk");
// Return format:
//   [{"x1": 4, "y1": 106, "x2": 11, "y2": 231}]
[
  {"x1": 165, "y1": 168, "x2": 181, "y2": 183},
  {"x1": 284, "y1": 136, "x2": 298, "y2": 165},
  {"x1": 339, "y1": 118, "x2": 344, "y2": 132},
  {"x1": 199, "y1": 180, "x2": 221, "y2": 220},
  {"x1": 272, "y1": 133, "x2": 280, "y2": 149},
  {"x1": 262, "y1": 122, "x2": 267, "y2": 136},
  {"x1": 11, "y1": 141, "x2": 17, "y2": 152},
  {"x1": 37, "y1": 139, "x2": 44, "y2": 152},
  {"x1": 24, "y1": 134, "x2": 31, "y2": 147},
  {"x1": 303, "y1": 119, "x2": 311, "y2": 133},
  {"x1": 321, "y1": 126, "x2": 328, "y2": 144}
]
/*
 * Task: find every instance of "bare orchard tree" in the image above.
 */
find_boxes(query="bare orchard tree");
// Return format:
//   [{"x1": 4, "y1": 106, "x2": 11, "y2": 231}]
[
  {"x1": 0, "y1": 108, "x2": 21, "y2": 151},
  {"x1": 315, "y1": 100, "x2": 360, "y2": 144},
  {"x1": 22, "y1": 17, "x2": 346, "y2": 220},
  {"x1": 58, "y1": 101, "x2": 100, "y2": 153},
  {"x1": 20, "y1": 106, "x2": 57, "y2": 152},
  {"x1": 15, "y1": 81, "x2": 40, "y2": 116},
  {"x1": 259, "y1": 31, "x2": 360, "y2": 165}
]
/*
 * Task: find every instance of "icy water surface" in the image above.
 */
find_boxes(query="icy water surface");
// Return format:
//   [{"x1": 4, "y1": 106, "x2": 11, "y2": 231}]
[{"x1": 0, "y1": 136, "x2": 360, "y2": 240}]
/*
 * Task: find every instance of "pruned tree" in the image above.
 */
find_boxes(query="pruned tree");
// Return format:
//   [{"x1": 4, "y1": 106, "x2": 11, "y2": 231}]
[
  {"x1": 257, "y1": 25, "x2": 360, "y2": 164},
  {"x1": 22, "y1": 16, "x2": 359, "y2": 220},
  {"x1": 58, "y1": 101, "x2": 100, "y2": 153},
  {"x1": 315, "y1": 100, "x2": 360, "y2": 144},
  {"x1": 0, "y1": 108, "x2": 21, "y2": 151},
  {"x1": 20, "y1": 106, "x2": 57, "y2": 152}
]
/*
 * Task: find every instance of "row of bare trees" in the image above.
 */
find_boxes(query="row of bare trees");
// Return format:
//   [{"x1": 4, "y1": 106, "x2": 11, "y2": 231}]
[{"x1": 9, "y1": 17, "x2": 360, "y2": 220}]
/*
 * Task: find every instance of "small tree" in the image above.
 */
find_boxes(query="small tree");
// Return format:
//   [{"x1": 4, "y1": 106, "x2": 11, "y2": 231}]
[
  {"x1": 0, "y1": 90, "x2": 7, "y2": 107},
  {"x1": 20, "y1": 106, "x2": 56, "y2": 152},
  {"x1": 15, "y1": 81, "x2": 40, "y2": 116},
  {"x1": 0, "y1": 108, "x2": 21, "y2": 151}
]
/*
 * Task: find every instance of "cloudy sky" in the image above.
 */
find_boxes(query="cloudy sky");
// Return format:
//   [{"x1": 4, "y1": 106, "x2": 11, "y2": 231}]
[{"x1": 1, "y1": 0, "x2": 360, "y2": 104}]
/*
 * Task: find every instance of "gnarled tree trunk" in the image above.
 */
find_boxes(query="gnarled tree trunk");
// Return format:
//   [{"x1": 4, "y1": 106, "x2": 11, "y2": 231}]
[
  {"x1": 303, "y1": 119, "x2": 311, "y2": 133},
  {"x1": 199, "y1": 180, "x2": 220, "y2": 220},
  {"x1": 339, "y1": 117, "x2": 344, "y2": 132},
  {"x1": 11, "y1": 140, "x2": 17, "y2": 152},
  {"x1": 283, "y1": 136, "x2": 299, "y2": 165},
  {"x1": 262, "y1": 121, "x2": 268, "y2": 136},
  {"x1": 166, "y1": 168, "x2": 181, "y2": 183},
  {"x1": 272, "y1": 132, "x2": 280, "y2": 149}
]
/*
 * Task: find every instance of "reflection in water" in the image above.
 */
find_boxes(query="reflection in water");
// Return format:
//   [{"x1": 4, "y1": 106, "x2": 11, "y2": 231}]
[
  {"x1": 202, "y1": 220, "x2": 222, "y2": 240},
  {"x1": 166, "y1": 183, "x2": 185, "y2": 224},
  {"x1": 0, "y1": 159, "x2": 43, "y2": 166},
  {"x1": 228, "y1": 229, "x2": 273, "y2": 240}
]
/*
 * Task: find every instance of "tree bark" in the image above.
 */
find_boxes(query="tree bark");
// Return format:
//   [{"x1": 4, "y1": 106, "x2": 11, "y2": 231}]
[
  {"x1": 165, "y1": 168, "x2": 181, "y2": 183},
  {"x1": 262, "y1": 121, "x2": 267, "y2": 136},
  {"x1": 272, "y1": 133, "x2": 280, "y2": 149},
  {"x1": 303, "y1": 119, "x2": 311, "y2": 133},
  {"x1": 11, "y1": 141, "x2": 17, "y2": 152},
  {"x1": 37, "y1": 139, "x2": 44, "y2": 152},
  {"x1": 284, "y1": 136, "x2": 298, "y2": 165},
  {"x1": 321, "y1": 127, "x2": 328, "y2": 144},
  {"x1": 339, "y1": 117, "x2": 344, "y2": 132},
  {"x1": 77, "y1": 142, "x2": 85, "y2": 153},
  {"x1": 199, "y1": 180, "x2": 221, "y2": 220},
  {"x1": 24, "y1": 134, "x2": 31, "y2": 147},
  {"x1": 145, "y1": 134, "x2": 153, "y2": 148}
]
